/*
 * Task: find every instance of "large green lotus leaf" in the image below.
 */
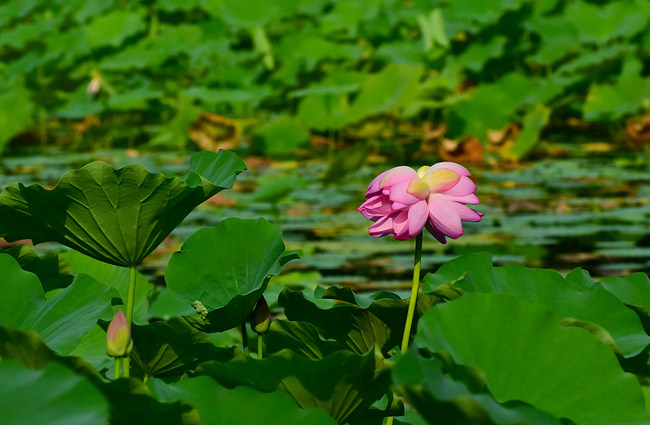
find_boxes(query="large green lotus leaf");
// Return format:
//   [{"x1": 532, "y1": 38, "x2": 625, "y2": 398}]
[
  {"x1": 198, "y1": 348, "x2": 390, "y2": 424},
  {"x1": 0, "y1": 253, "x2": 44, "y2": 327},
  {"x1": 0, "y1": 254, "x2": 117, "y2": 354},
  {"x1": 166, "y1": 217, "x2": 286, "y2": 332},
  {"x1": 0, "y1": 81, "x2": 33, "y2": 153},
  {"x1": 583, "y1": 74, "x2": 650, "y2": 122},
  {"x1": 565, "y1": 0, "x2": 650, "y2": 45},
  {"x1": 555, "y1": 45, "x2": 632, "y2": 77},
  {"x1": 149, "y1": 375, "x2": 338, "y2": 425},
  {"x1": 264, "y1": 319, "x2": 345, "y2": 360},
  {"x1": 204, "y1": 0, "x2": 284, "y2": 27},
  {"x1": 393, "y1": 349, "x2": 561, "y2": 425},
  {"x1": 422, "y1": 252, "x2": 492, "y2": 297},
  {"x1": 0, "y1": 326, "x2": 104, "y2": 384},
  {"x1": 250, "y1": 116, "x2": 310, "y2": 157},
  {"x1": 297, "y1": 93, "x2": 351, "y2": 131},
  {"x1": 416, "y1": 293, "x2": 650, "y2": 425},
  {"x1": 63, "y1": 250, "x2": 153, "y2": 324},
  {"x1": 68, "y1": 324, "x2": 112, "y2": 373},
  {"x1": 3, "y1": 244, "x2": 74, "y2": 292},
  {"x1": 423, "y1": 253, "x2": 650, "y2": 357},
  {"x1": 247, "y1": 173, "x2": 306, "y2": 203},
  {"x1": 600, "y1": 273, "x2": 650, "y2": 313},
  {"x1": 147, "y1": 287, "x2": 197, "y2": 320},
  {"x1": 279, "y1": 285, "x2": 438, "y2": 355},
  {"x1": 85, "y1": 9, "x2": 146, "y2": 47},
  {"x1": 0, "y1": 359, "x2": 109, "y2": 425},
  {"x1": 444, "y1": 73, "x2": 544, "y2": 140},
  {"x1": 0, "y1": 325, "x2": 196, "y2": 425},
  {"x1": 451, "y1": 36, "x2": 507, "y2": 73},
  {"x1": 347, "y1": 63, "x2": 424, "y2": 123},
  {"x1": 438, "y1": 0, "x2": 526, "y2": 35},
  {"x1": 130, "y1": 318, "x2": 236, "y2": 379},
  {"x1": 524, "y1": 15, "x2": 580, "y2": 65},
  {"x1": 103, "y1": 377, "x2": 197, "y2": 425},
  {"x1": 0, "y1": 325, "x2": 53, "y2": 370},
  {"x1": 0, "y1": 150, "x2": 246, "y2": 267},
  {"x1": 0, "y1": 325, "x2": 194, "y2": 425},
  {"x1": 507, "y1": 103, "x2": 551, "y2": 159}
]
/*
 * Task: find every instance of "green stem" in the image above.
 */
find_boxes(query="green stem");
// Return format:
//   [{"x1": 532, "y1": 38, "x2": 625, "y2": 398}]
[
  {"x1": 123, "y1": 266, "x2": 137, "y2": 378},
  {"x1": 241, "y1": 322, "x2": 249, "y2": 356},
  {"x1": 400, "y1": 232, "x2": 423, "y2": 353},
  {"x1": 258, "y1": 335, "x2": 264, "y2": 359},
  {"x1": 386, "y1": 233, "x2": 423, "y2": 425},
  {"x1": 114, "y1": 358, "x2": 120, "y2": 379}
]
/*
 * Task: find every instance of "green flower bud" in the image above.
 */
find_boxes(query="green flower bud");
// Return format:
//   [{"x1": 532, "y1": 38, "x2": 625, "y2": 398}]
[
  {"x1": 106, "y1": 310, "x2": 133, "y2": 358},
  {"x1": 250, "y1": 296, "x2": 271, "y2": 335}
]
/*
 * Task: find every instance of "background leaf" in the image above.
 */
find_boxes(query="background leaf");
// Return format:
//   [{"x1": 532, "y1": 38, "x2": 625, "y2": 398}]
[{"x1": 0, "y1": 82, "x2": 33, "y2": 153}]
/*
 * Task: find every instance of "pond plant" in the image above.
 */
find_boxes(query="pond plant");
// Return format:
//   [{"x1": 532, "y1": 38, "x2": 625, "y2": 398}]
[
  {"x1": 1, "y1": 151, "x2": 650, "y2": 425},
  {"x1": 359, "y1": 162, "x2": 483, "y2": 425}
]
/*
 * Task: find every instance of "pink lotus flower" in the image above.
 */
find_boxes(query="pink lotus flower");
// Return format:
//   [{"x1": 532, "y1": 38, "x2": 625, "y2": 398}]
[{"x1": 359, "y1": 162, "x2": 484, "y2": 242}]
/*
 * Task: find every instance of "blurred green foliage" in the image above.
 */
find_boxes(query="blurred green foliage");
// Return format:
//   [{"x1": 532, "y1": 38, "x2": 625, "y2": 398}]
[{"x1": 1, "y1": 0, "x2": 650, "y2": 157}]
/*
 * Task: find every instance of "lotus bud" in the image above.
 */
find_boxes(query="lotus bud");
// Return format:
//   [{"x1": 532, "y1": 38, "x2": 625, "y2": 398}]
[
  {"x1": 86, "y1": 73, "x2": 102, "y2": 96},
  {"x1": 106, "y1": 310, "x2": 133, "y2": 358},
  {"x1": 250, "y1": 296, "x2": 271, "y2": 335}
]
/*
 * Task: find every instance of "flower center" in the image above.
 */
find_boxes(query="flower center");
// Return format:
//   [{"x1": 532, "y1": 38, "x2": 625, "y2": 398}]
[
  {"x1": 406, "y1": 176, "x2": 430, "y2": 199},
  {"x1": 422, "y1": 168, "x2": 461, "y2": 192}
]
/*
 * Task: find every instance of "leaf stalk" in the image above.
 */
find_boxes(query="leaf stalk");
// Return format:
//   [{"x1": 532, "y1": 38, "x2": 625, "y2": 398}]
[{"x1": 123, "y1": 265, "x2": 137, "y2": 377}]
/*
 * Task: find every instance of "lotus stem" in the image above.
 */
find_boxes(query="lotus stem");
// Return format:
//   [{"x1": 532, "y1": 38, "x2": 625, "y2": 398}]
[
  {"x1": 241, "y1": 322, "x2": 249, "y2": 356},
  {"x1": 123, "y1": 265, "x2": 137, "y2": 378},
  {"x1": 114, "y1": 358, "x2": 121, "y2": 379},
  {"x1": 401, "y1": 232, "x2": 422, "y2": 353},
  {"x1": 386, "y1": 232, "x2": 423, "y2": 425},
  {"x1": 258, "y1": 335, "x2": 264, "y2": 359}
]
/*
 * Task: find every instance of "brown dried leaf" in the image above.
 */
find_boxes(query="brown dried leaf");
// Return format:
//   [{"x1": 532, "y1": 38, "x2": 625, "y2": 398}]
[
  {"x1": 438, "y1": 136, "x2": 484, "y2": 166},
  {"x1": 189, "y1": 113, "x2": 241, "y2": 152},
  {"x1": 625, "y1": 115, "x2": 650, "y2": 149}
]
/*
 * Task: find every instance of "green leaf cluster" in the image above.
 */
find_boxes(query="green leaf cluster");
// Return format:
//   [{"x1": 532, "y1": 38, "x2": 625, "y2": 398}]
[
  {"x1": 2, "y1": 156, "x2": 650, "y2": 424},
  {"x1": 3, "y1": 0, "x2": 650, "y2": 157}
]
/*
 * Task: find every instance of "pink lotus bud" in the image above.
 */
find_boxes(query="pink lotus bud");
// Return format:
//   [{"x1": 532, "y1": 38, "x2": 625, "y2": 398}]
[
  {"x1": 86, "y1": 74, "x2": 102, "y2": 96},
  {"x1": 106, "y1": 310, "x2": 132, "y2": 358},
  {"x1": 358, "y1": 162, "x2": 484, "y2": 242},
  {"x1": 250, "y1": 296, "x2": 271, "y2": 335}
]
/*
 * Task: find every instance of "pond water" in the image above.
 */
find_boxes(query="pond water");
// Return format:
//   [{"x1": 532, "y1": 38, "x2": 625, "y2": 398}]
[{"x1": 2, "y1": 146, "x2": 649, "y2": 290}]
